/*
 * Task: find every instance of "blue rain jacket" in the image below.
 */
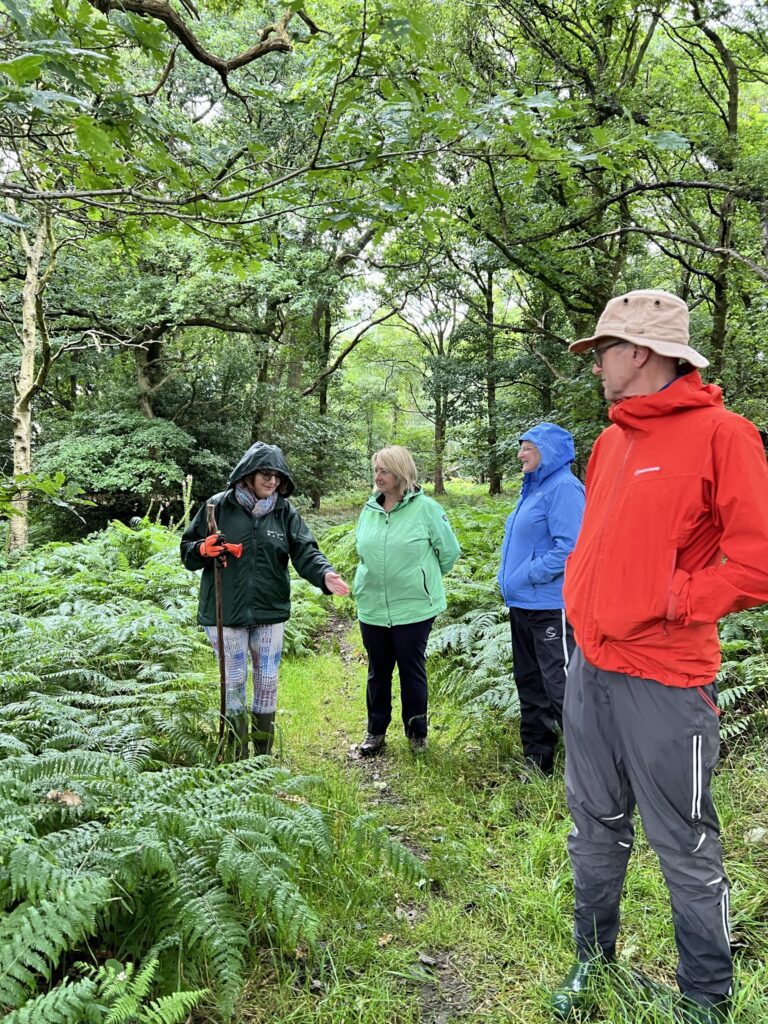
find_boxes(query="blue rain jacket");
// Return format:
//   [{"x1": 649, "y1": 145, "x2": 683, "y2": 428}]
[{"x1": 497, "y1": 422, "x2": 585, "y2": 610}]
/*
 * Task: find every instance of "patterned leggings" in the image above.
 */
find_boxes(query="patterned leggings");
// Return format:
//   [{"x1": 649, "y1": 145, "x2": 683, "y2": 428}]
[{"x1": 204, "y1": 623, "x2": 285, "y2": 714}]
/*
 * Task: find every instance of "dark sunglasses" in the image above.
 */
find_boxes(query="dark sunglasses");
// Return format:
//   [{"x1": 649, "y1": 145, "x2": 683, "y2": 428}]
[
  {"x1": 592, "y1": 340, "x2": 631, "y2": 367},
  {"x1": 255, "y1": 470, "x2": 282, "y2": 482}
]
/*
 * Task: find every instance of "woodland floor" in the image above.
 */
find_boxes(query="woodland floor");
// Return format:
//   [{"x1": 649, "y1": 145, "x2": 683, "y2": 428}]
[{"x1": 218, "y1": 615, "x2": 768, "y2": 1024}]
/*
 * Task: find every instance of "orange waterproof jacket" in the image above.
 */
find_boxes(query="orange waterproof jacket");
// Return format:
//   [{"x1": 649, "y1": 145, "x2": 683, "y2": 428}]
[{"x1": 563, "y1": 371, "x2": 768, "y2": 687}]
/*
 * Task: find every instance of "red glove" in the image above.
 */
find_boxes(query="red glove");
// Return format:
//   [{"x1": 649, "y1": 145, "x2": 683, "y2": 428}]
[{"x1": 199, "y1": 533, "x2": 227, "y2": 558}]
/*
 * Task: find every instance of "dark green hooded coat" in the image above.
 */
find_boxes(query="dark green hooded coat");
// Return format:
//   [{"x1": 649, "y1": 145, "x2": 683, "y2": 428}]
[{"x1": 180, "y1": 443, "x2": 333, "y2": 626}]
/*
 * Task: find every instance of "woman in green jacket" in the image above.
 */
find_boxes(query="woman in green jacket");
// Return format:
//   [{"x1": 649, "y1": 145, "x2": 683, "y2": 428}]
[
  {"x1": 353, "y1": 446, "x2": 460, "y2": 756},
  {"x1": 181, "y1": 442, "x2": 348, "y2": 756}
]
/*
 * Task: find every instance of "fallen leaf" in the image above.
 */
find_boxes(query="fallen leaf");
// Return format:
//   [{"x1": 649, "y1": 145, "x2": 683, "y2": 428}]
[
  {"x1": 45, "y1": 789, "x2": 82, "y2": 807},
  {"x1": 377, "y1": 933, "x2": 393, "y2": 947},
  {"x1": 418, "y1": 952, "x2": 437, "y2": 966},
  {"x1": 745, "y1": 827, "x2": 768, "y2": 844}
]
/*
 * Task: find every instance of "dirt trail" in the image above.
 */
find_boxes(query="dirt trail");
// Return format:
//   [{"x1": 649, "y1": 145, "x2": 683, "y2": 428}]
[{"x1": 312, "y1": 612, "x2": 474, "y2": 1023}]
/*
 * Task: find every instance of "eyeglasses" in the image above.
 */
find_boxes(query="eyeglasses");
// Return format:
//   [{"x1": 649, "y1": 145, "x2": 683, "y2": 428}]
[
  {"x1": 256, "y1": 471, "x2": 282, "y2": 482},
  {"x1": 592, "y1": 340, "x2": 630, "y2": 367}
]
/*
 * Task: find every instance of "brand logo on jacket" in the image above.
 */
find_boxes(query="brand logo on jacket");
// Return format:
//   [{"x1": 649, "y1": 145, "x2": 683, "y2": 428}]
[
  {"x1": 545, "y1": 626, "x2": 558, "y2": 639},
  {"x1": 266, "y1": 529, "x2": 285, "y2": 540},
  {"x1": 634, "y1": 466, "x2": 661, "y2": 476}
]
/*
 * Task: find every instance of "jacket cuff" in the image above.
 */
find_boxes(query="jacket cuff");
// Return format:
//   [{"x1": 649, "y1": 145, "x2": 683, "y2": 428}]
[{"x1": 666, "y1": 569, "x2": 691, "y2": 622}]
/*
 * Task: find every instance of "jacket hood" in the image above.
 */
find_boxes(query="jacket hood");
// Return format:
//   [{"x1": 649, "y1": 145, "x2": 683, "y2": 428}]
[
  {"x1": 519, "y1": 422, "x2": 576, "y2": 493},
  {"x1": 227, "y1": 442, "x2": 295, "y2": 495},
  {"x1": 609, "y1": 371, "x2": 723, "y2": 433}
]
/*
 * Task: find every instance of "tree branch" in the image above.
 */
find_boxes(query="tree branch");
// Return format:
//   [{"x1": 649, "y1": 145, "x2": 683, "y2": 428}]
[
  {"x1": 136, "y1": 44, "x2": 177, "y2": 100},
  {"x1": 90, "y1": 1, "x2": 317, "y2": 77},
  {"x1": 565, "y1": 226, "x2": 768, "y2": 282},
  {"x1": 301, "y1": 305, "x2": 404, "y2": 396}
]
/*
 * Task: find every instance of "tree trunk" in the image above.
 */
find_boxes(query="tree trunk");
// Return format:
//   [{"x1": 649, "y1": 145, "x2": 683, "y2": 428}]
[
  {"x1": 135, "y1": 345, "x2": 157, "y2": 419},
  {"x1": 484, "y1": 271, "x2": 502, "y2": 495},
  {"x1": 311, "y1": 301, "x2": 332, "y2": 510},
  {"x1": 433, "y1": 390, "x2": 446, "y2": 495},
  {"x1": 10, "y1": 216, "x2": 49, "y2": 551},
  {"x1": 709, "y1": 197, "x2": 733, "y2": 380},
  {"x1": 693, "y1": 0, "x2": 738, "y2": 380}
]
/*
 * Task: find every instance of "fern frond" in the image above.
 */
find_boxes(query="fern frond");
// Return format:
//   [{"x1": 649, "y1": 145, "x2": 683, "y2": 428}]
[
  {"x1": 0, "y1": 732, "x2": 32, "y2": 756},
  {"x1": 0, "y1": 976, "x2": 100, "y2": 1024},
  {"x1": 171, "y1": 854, "x2": 247, "y2": 1014},
  {"x1": 8, "y1": 845, "x2": 75, "y2": 903},
  {"x1": 349, "y1": 814, "x2": 429, "y2": 885},
  {"x1": 0, "y1": 876, "x2": 111, "y2": 1008},
  {"x1": 139, "y1": 988, "x2": 209, "y2": 1024}
]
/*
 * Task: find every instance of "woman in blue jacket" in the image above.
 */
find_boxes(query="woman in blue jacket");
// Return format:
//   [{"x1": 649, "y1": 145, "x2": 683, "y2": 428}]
[{"x1": 497, "y1": 423, "x2": 585, "y2": 776}]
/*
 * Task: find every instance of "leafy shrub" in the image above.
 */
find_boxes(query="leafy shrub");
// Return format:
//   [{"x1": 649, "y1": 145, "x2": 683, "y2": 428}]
[
  {"x1": 0, "y1": 522, "x2": 424, "y2": 1021},
  {"x1": 426, "y1": 501, "x2": 516, "y2": 714},
  {"x1": 718, "y1": 607, "x2": 768, "y2": 742},
  {"x1": 315, "y1": 520, "x2": 359, "y2": 583},
  {"x1": 0, "y1": 956, "x2": 208, "y2": 1024}
]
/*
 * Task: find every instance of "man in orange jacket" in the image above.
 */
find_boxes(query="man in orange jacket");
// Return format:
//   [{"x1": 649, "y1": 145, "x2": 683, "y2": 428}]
[{"x1": 549, "y1": 290, "x2": 768, "y2": 1024}]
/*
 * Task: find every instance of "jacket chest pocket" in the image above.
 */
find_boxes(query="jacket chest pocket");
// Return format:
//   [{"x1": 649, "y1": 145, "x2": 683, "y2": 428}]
[
  {"x1": 258, "y1": 523, "x2": 288, "y2": 551},
  {"x1": 594, "y1": 476, "x2": 689, "y2": 640}
]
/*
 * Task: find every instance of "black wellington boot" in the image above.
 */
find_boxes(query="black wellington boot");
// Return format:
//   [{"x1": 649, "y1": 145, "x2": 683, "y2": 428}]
[
  {"x1": 251, "y1": 711, "x2": 276, "y2": 756},
  {"x1": 223, "y1": 712, "x2": 249, "y2": 761},
  {"x1": 549, "y1": 959, "x2": 605, "y2": 1019},
  {"x1": 675, "y1": 994, "x2": 730, "y2": 1024}
]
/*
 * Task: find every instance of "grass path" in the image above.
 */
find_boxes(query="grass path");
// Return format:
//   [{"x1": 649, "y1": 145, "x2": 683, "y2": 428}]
[{"x1": 237, "y1": 620, "x2": 768, "y2": 1024}]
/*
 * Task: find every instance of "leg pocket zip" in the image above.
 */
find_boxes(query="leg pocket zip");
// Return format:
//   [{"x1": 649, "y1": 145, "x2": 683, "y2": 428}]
[{"x1": 691, "y1": 734, "x2": 703, "y2": 821}]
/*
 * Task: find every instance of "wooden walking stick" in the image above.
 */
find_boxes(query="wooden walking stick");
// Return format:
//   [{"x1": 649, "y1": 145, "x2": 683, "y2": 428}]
[{"x1": 207, "y1": 501, "x2": 227, "y2": 746}]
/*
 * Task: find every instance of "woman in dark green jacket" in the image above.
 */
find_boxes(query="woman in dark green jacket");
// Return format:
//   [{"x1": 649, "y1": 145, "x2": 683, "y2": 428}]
[
  {"x1": 352, "y1": 446, "x2": 460, "y2": 756},
  {"x1": 181, "y1": 442, "x2": 348, "y2": 756}
]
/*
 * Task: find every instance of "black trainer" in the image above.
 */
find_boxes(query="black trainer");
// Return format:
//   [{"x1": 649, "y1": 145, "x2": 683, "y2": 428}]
[{"x1": 359, "y1": 733, "x2": 386, "y2": 757}]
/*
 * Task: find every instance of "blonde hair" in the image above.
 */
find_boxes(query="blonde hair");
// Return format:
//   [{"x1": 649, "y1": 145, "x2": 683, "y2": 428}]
[{"x1": 372, "y1": 446, "x2": 418, "y2": 494}]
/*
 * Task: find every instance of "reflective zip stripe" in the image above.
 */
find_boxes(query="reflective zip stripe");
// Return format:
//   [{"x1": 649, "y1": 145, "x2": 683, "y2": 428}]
[
  {"x1": 691, "y1": 735, "x2": 702, "y2": 820},
  {"x1": 722, "y1": 885, "x2": 731, "y2": 944},
  {"x1": 561, "y1": 608, "x2": 570, "y2": 676}
]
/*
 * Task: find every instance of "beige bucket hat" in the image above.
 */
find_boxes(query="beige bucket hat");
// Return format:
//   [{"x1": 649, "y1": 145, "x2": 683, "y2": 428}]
[{"x1": 569, "y1": 289, "x2": 709, "y2": 368}]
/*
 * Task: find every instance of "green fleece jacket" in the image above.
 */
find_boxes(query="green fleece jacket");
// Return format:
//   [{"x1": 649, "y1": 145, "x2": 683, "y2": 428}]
[{"x1": 353, "y1": 489, "x2": 461, "y2": 627}]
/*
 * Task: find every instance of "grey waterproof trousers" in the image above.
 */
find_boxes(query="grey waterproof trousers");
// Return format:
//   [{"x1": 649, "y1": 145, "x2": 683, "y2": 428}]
[{"x1": 563, "y1": 647, "x2": 732, "y2": 1002}]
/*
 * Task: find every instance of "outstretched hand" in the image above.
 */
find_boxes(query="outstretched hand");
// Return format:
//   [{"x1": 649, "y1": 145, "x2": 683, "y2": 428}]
[{"x1": 324, "y1": 571, "x2": 350, "y2": 596}]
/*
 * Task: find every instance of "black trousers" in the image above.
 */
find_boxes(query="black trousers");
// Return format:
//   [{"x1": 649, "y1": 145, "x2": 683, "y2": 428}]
[
  {"x1": 509, "y1": 607, "x2": 574, "y2": 770},
  {"x1": 359, "y1": 618, "x2": 435, "y2": 739}
]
